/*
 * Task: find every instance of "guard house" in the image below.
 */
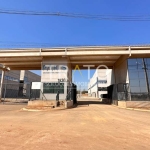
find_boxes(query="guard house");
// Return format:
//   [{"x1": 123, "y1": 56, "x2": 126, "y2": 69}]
[{"x1": 40, "y1": 58, "x2": 72, "y2": 100}]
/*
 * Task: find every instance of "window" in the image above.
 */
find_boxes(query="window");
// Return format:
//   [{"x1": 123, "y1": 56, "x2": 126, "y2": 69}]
[
  {"x1": 98, "y1": 87, "x2": 107, "y2": 91},
  {"x1": 24, "y1": 77, "x2": 28, "y2": 83},
  {"x1": 128, "y1": 58, "x2": 150, "y2": 93},
  {"x1": 98, "y1": 80, "x2": 107, "y2": 84},
  {"x1": 43, "y1": 83, "x2": 64, "y2": 94}
]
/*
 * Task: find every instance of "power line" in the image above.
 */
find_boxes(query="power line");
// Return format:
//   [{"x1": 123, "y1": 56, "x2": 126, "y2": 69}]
[{"x1": 0, "y1": 8, "x2": 150, "y2": 21}]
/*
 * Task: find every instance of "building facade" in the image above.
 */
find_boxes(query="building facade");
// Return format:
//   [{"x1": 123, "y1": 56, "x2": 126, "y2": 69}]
[
  {"x1": 0, "y1": 70, "x2": 41, "y2": 99},
  {"x1": 127, "y1": 58, "x2": 150, "y2": 100},
  {"x1": 0, "y1": 70, "x2": 40, "y2": 84},
  {"x1": 40, "y1": 58, "x2": 72, "y2": 100},
  {"x1": 105, "y1": 57, "x2": 150, "y2": 103},
  {"x1": 88, "y1": 69, "x2": 114, "y2": 98}
]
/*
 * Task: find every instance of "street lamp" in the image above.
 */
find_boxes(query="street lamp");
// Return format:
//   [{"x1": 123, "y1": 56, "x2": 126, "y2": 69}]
[
  {"x1": 0, "y1": 64, "x2": 11, "y2": 102},
  {"x1": 0, "y1": 64, "x2": 10, "y2": 71}
]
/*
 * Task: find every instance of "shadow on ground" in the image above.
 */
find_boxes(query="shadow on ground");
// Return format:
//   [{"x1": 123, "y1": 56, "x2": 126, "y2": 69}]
[{"x1": 77, "y1": 100, "x2": 111, "y2": 106}]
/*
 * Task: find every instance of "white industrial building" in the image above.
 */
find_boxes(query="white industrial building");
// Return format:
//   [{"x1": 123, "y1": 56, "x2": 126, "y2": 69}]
[{"x1": 88, "y1": 69, "x2": 114, "y2": 98}]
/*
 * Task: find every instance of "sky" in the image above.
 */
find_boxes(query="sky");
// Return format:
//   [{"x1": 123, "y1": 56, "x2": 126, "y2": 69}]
[{"x1": 0, "y1": 0, "x2": 150, "y2": 90}]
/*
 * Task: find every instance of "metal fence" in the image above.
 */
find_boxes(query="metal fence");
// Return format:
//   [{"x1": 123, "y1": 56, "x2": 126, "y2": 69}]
[
  {"x1": 107, "y1": 83, "x2": 150, "y2": 101},
  {"x1": 0, "y1": 82, "x2": 77, "y2": 104},
  {"x1": 0, "y1": 83, "x2": 40, "y2": 104}
]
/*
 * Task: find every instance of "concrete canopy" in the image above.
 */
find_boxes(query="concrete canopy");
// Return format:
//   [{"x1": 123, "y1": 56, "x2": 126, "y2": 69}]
[{"x1": 0, "y1": 45, "x2": 150, "y2": 70}]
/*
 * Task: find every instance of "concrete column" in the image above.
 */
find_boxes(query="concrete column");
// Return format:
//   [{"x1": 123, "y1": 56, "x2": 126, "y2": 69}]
[
  {"x1": 113, "y1": 55, "x2": 131, "y2": 101},
  {"x1": 114, "y1": 55, "x2": 129, "y2": 84},
  {"x1": 20, "y1": 70, "x2": 25, "y2": 82},
  {"x1": 0, "y1": 70, "x2": 5, "y2": 102}
]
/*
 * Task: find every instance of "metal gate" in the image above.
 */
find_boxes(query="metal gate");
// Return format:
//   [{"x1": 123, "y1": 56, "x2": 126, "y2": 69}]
[
  {"x1": 71, "y1": 83, "x2": 77, "y2": 104},
  {"x1": 66, "y1": 83, "x2": 77, "y2": 104}
]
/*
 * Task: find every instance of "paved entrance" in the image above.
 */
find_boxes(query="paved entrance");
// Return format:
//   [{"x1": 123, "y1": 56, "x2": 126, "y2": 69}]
[{"x1": 0, "y1": 98, "x2": 150, "y2": 150}]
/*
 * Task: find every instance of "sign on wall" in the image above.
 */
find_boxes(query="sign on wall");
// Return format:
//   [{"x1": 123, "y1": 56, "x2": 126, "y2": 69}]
[{"x1": 32, "y1": 82, "x2": 41, "y2": 89}]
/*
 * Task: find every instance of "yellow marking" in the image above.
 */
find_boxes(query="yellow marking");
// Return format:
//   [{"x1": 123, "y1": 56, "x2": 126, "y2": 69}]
[{"x1": 72, "y1": 65, "x2": 83, "y2": 77}]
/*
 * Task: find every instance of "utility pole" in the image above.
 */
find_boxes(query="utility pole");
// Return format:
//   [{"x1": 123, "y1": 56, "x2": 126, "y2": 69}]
[{"x1": 142, "y1": 58, "x2": 150, "y2": 96}]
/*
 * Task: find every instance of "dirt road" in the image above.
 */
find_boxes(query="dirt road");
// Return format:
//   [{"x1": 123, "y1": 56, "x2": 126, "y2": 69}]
[{"x1": 0, "y1": 98, "x2": 150, "y2": 150}]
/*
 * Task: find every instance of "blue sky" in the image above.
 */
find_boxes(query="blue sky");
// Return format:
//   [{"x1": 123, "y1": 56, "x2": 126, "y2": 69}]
[{"x1": 0, "y1": 0, "x2": 150, "y2": 90}]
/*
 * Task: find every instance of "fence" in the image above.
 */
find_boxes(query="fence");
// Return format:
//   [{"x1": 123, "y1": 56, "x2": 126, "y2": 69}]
[
  {"x1": 107, "y1": 83, "x2": 150, "y2": 101},
  {"x1": 0, "y1": 83, "x2": 40, "y2": 104},
  {"x1": 0, "y1": 82, "x2": 77, "y2": 104}
]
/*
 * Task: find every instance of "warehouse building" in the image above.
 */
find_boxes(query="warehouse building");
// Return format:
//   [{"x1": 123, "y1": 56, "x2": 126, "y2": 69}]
[
  {"x1": 0, "y1": 70, "x2": 40, "y2": 84},
  {"x1": 88, "y1": 69, "x2": 114, "y2": 98},
  {"x1": 0, "y1": 70, "x2": 40, "y2": 99}
]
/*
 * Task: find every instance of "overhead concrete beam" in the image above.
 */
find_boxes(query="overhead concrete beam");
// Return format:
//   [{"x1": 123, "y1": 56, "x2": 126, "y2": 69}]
[
  {"x1": 1, "y1": 45, "x2": 150, "y2": 52},
  {"x1": 0, "y1": 50, "x2": 150, "y2": 57},
  {"x1": 41, "y1": 51, "x2": 130, "y2": 56},
  {"x1": 0, "y1": 52, "x2": 41, "y2": 57},
  {"x1": 131, "y1": 54, "x2": 150, "y2": 58},
  {"x1": 69, "y1": 56, "x2": 120, "y2": 60},
  {"x1": 71, "y1": 61, "x2": 115, "y2": 64},
  {"x1": 0, "y1": 46, "x2": 150, "y2": 70},
  {"x1": 114, "y1": 55, "x2": 129, "y2": 68},
  {"x1": 71, "y1": 65, "x2": 113, "y2": 69},
  {"x1": 3, "y1": 62, "x2": 41, "y2": 66},
  {"x1": 0, "y1": 49, "x2": 40, "y2": 52},
  {"x1": 10, "y1": 67, "x2": 41, "y2": 70},
  {"x1": 0, "y1": 56, "x2": 43, "y2": 62}
]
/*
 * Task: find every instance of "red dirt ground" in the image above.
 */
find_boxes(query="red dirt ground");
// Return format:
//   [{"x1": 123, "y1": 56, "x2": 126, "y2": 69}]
[{"x1": 0, "y1": 98, "x2": 150, "y2": 150}]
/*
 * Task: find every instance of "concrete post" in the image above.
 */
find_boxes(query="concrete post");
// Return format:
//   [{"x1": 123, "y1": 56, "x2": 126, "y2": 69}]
[{"x1": 0, "y1": 70, "x2": 5, "y2": 102}]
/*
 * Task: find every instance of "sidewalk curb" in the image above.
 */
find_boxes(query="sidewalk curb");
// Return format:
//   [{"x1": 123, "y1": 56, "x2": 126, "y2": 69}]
[{"x1": 112, "y1": 104, "x2": 150, "y2": 112}]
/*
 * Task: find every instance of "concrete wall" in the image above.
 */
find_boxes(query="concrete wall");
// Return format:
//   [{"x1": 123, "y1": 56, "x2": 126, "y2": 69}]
[
  {"x1": 114, "y1": 56, "x2": 129, "y2": 84},
  {"x1": 118, "y1": 101, "x2": 127, "y2": 107},
  {"x1": 118, "y1": 101, "x2": 150, "y2": 108},
  {"x1": 65, "y1": 100, "x2": 73, "y2": 108}
]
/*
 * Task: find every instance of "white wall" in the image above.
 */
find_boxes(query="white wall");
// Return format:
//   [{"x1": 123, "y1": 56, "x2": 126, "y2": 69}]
[
  {"x1": 41, "y1": 58, "x2": 70, "y2": 100},
  {"x1": 88, "y1": 69, "x2": 114, "y2": 98}
]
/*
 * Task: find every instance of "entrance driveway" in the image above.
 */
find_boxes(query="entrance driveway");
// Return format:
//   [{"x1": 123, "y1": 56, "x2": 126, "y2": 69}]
[{"x1": 0, "y1": 98, "x2": 150, "y2": 150}]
